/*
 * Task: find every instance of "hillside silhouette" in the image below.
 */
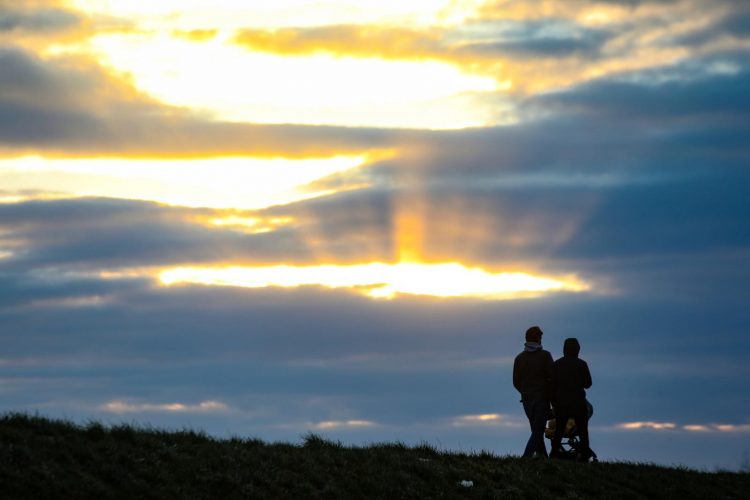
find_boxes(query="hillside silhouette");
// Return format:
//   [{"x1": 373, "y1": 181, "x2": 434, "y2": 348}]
[{"x1": 1, "y1": 414, "x2": 747, "y2": 499}]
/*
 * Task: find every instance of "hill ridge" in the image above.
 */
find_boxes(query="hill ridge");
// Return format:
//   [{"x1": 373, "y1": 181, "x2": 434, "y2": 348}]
[{"x1": 1, "y1": 413, "x2": 747, "y2": 499}]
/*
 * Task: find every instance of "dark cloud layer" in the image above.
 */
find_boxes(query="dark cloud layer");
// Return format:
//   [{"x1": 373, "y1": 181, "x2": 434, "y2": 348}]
[
  {"x1": 529, "y1": 66, "x2": 750, "y2": 122},
  {"x1": 0, "y1": 198, "x2": 316, "y2": 270},
  {"x1": 674, "y1": 3, "x2": 750, "y2": 46},
  {"x1": 0, "y1": 7, "x2": 82, "y2": 33},
  {"x1": 458, "y1": 18, "x2": 612, "y2": 58}
]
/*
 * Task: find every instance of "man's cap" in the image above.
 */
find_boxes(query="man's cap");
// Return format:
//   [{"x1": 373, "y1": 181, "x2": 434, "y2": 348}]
[{"x1": 525, "y1": 326, "x2": 543, "y2": 342}]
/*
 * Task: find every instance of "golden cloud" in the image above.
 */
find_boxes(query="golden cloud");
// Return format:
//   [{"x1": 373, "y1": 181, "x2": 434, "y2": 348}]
[
  {"x1": 228, "y1": 1, "x2": 743, "y2": 96},
  {"x1": 233, "y1": 25, "x2": 445, "y2": 61},
  {"x1": 171, "y1": 29, "x2": 219, "y2": 42}
]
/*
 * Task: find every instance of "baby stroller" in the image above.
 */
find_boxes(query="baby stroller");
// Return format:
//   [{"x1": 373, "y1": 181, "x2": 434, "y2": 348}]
[{"x1": 544, "y1": 400, "x2": 598, "y2": 463}]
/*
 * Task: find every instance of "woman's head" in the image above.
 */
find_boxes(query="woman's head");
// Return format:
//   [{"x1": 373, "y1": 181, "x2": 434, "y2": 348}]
[{"x1": 563, "y1": 337, "x2": 581, "y2": 357}]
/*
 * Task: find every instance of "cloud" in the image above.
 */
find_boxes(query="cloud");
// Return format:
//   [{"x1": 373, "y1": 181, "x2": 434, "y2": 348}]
[
  {"x1": 0, "y1": 7, "x2": 83, "y2": 33},
  {"x1": 227, "y1": 0, "x2": 750, "y2": 99},
  {"x1": 0, "y1": 2, "x2": 134, "y2": 51},
  {"x1": 0, "y1": 198, "x2": 317, "y2": 270},
  {"x1": 682, "y1": 424, "x2": 711, "y2": 432},
  {"x1": 100, "y1": 400, "x2": 229, "y2": 414},
  {"x1": 0, "y1": 154, "x2": 376, "y2": 210},
  {"x1": 171, "y1": 29, "x2": 218, "y2": 42},
  {"x1": 158, "y1": 263, "x2": 589, "y2": 301},
  {"x1": 0, "y1": 46, "x2": 393, "y2": 157},
  {"x1": 2, "y1": 37, "x2": 748, "y2": 161},
  {"x1": 1, "y1": 0, "x2": 744, "y2": 137},
  {"x1": 526, "y1": 63, "x2": 750, "y2": 122},
  {"x1": 1, "y1": 144, "x2": 747, "y2": 298},
  {"x1": 616, "y1": 421, "x2": 677, "y2": 430},
  {"x1": 673, "y1": 4, "x2": 750, "y2": 46},
  {"x1": 616, "y1": 421, "x2": 750, "y2": 433},
  {"x1": 0, "y1": 46, "x2": 163, "y2": 149},
  {"x1": 461, "y1": 33, "x2": 608, "y2": 58},
  {"x1": 230, "y1": 19, "x2": 611, "y2": 93},
  {"x1": 477, "y1": 0, "x2": 691, "y2": 22},
  {"x1": 233, "y1": 25, "x2": 444, "y2": 61},
  {"x1": 0, "y1": 264, "x2": 146, "y2": 311},
  {"x1": 312, "y1": 419, "x2": 377, "y2": 430},
  {"x1": 710, "y1": 424, "x2": 750, "y2": 433},
  {"x1": 450, "y1": 413, "x2": 522, "y2": 427},
  {"x1": 233, "y1": 20, "x2": 609, "y2": 62}
]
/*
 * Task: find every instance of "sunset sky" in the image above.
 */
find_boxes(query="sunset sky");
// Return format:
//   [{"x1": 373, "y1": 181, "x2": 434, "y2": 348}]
[{"x1": 1, "y1": 0, "x2": 749, "y2": 470}]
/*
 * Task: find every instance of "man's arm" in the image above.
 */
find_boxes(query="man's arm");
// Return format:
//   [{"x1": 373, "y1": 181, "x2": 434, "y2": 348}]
[{"x1": 512, "y1": 355, "x2": 522, "y2": 393}]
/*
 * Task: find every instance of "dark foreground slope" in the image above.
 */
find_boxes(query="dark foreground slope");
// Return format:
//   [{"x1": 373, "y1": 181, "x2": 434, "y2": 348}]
[{"x1": 0, "y1": 414, "x2": 747, "y2": 499}]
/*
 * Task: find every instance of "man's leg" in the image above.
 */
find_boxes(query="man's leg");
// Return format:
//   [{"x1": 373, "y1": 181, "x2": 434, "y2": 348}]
[
  {"x1": 529, "y1": 399, "x2": 549, "y2": 457},
  {"x1": 522, "y1": 400, "x2": 536, "y2": 457}
]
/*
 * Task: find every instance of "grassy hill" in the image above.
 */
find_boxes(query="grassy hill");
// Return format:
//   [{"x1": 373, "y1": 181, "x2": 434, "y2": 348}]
[{"x1": 0, "y1": 413, "x2": 747, "y2": 499}]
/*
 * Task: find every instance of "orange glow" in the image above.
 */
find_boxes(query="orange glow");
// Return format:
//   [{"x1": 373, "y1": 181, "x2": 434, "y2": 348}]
[
  {"x1": 171, "y1": 29, "x2": 219, "y2": 42},
  {"x1": 394, "y1": 209, "x2": 426, "y2": 263},
  {"x1": 232, "y1": 25, "x2": 444, "y2": 61}
]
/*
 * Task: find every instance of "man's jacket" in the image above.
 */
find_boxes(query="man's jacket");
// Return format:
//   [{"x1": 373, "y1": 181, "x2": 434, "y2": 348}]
[{"x1": 513, "y1": 348, "x2": 554, "y2": 402}]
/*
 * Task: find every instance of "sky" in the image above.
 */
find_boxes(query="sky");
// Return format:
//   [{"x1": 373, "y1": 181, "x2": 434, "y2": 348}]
[{"x1": 1, "y1": 0, "x2": 749, "y2": 471}]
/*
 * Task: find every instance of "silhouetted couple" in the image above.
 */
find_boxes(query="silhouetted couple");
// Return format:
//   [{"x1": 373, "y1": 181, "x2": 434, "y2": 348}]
[{"x1": 512, "y1": 325, "x2": 592, "y2": 460}]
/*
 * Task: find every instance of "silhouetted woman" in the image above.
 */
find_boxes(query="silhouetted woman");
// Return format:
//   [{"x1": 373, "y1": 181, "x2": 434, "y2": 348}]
[{"x1": 551, "y1": 337, "x2": 592, "y2": 460}]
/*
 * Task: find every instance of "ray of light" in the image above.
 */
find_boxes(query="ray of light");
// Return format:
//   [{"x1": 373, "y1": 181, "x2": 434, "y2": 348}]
[{"x1": 158, "y1": 262, "x2": 590, "y2": 300}]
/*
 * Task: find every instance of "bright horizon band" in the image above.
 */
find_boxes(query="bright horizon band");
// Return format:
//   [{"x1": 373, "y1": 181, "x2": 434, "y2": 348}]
[{"x1": 159, "y1": 262, "x2": 590, "y2": 300}]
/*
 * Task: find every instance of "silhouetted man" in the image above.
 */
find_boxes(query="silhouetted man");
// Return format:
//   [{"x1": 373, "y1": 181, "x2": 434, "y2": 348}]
[
  {"x1": 513, "y1": 325, "x2": 553, "y2": 457},
  {"x1": 551, "y1": 337, "x2": 592, "y2": 461}
]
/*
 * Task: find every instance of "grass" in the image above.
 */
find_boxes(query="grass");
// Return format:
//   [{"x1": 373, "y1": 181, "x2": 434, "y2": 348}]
[{"x1": 0, "y1": 413, "x2": 747, "y2": 499}]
